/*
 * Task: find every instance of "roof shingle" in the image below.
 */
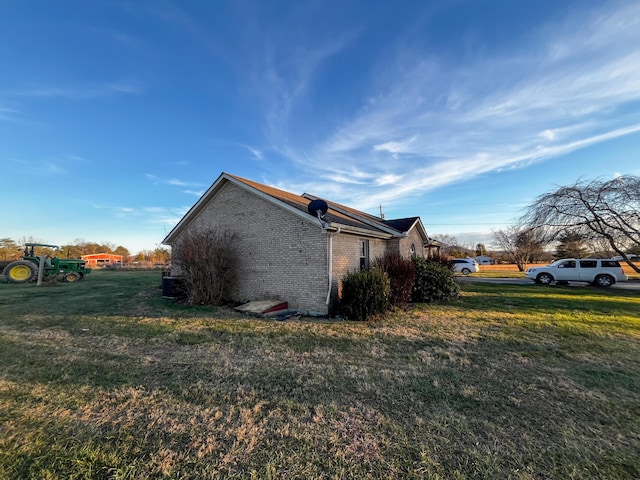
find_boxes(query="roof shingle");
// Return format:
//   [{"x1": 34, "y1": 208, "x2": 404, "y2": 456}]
[{"x1": 228, "y1": 174, "x2": 398, "y2": 235}]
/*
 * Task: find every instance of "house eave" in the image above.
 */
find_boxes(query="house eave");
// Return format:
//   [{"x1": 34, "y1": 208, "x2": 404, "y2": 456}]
[
  {"x1": 303, "y1": 193, "x2": 404, "y2": 237},
  {"x1": 324, "y1": 222, "x2": 394, "y2": 239},
  {"x1": 162, "y1": 173, "x2": 429, "y2": 246},
  {"x1": 162, "y1": 172, "x2": 324, "y2": 245},
  {"x1": 412, "y1": 218, "x2": 430, "y2": 243}
]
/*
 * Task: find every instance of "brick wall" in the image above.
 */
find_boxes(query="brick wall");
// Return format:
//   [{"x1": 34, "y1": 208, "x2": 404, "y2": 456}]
[
  {"x1": 329, "y1": 234, "x2": 387, "y2": 308},
  {"x1": 399, "y1": 227, "x2": 426, "y2": 258},
  {"x1": 170, "y1": 181, "x2": 429, "y2": 315},
  {"x1": 329, "y1": 227, "x2": 426, "y2": 308},
  {"x1": 172, "y1": 182, "x2": 330, "y2": 314}
]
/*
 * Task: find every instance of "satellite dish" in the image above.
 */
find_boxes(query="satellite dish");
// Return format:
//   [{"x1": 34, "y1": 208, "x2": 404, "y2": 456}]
[{"x1": 307, "y1": 199, "x2": 328, "y2": 219}]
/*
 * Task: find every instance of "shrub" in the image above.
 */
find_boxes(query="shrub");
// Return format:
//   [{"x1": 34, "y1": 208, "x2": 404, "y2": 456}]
[
  {"x1": 340, "y1": 269, "x2": 390, "y2": 321},
  {"x1": 172, "y1": 229, "x2": 237, "y2": 305},
  {"x1": 426, "y1": 253, "x2": 454, "y2": 270},
  {"x1": 412, "y1": 257, "x2": 460, "y2": 303},
  {"x1": 373, "y1": 252, "x2": 416, "y2": 308}
]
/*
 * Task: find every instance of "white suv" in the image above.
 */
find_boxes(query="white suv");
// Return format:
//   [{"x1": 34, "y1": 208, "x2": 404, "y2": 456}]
[
  {"x1": 525, "y1": 258, "x2": 628, "y2": 287},
  {"x1": 449, "y1": 258, "x2": 480, "y2": 275}
]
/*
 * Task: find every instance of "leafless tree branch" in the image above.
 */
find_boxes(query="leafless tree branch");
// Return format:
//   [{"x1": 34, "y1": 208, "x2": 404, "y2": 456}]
[{"x1": 521, "y1": 175, "x2": 640, "y2": 273}]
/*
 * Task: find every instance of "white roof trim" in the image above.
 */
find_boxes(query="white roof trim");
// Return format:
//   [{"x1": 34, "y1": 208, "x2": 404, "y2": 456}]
[
  {"x1": 325, "y1": 223, "x2": 394, "y2": 239},
  {"x1": 408, "y1": 217, "x2": 429, "y2": 242},
  {"x1": 302, "y1": 193, "x2": 403, "y2": 237},
  {"x1": 163, "y1": 173, "x2": 425, "y2": 245},
  {"x1": 163, "y1": 173, "x2": 323, "y2": 244}
]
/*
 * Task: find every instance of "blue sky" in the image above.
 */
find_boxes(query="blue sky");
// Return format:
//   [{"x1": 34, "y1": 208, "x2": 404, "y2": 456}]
[{"x1": 2, "y1": 0, "x2": 640, "y2": 253}]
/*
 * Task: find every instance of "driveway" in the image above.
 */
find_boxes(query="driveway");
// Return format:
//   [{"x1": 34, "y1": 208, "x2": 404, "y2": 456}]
[{"x1": 456, "y1": 276, "x2": 640, "y2": 292}]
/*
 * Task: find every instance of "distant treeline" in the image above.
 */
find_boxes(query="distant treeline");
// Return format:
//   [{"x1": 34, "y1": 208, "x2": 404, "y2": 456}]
[{"x1": 0, "y1": 237, "x2": 170, "y2": 264}]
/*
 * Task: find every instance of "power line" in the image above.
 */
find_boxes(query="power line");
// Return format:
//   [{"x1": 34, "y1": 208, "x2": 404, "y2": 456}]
[{"x1": 428, "y1": 223, "x2": 518, "y2": 226}]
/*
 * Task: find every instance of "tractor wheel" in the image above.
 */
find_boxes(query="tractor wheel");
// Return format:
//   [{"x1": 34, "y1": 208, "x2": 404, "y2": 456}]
[
  {"x1": 63, "y1": 272, "x2": 81, "y2": 283},
  {"x1": 3, "y1": 260, "x2": 38, "y2": 283}
]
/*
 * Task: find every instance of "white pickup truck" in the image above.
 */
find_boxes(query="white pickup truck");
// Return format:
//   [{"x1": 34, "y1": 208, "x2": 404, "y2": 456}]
[{"x1": 525, "y1": 258, "x2": 628, "y2": 287}]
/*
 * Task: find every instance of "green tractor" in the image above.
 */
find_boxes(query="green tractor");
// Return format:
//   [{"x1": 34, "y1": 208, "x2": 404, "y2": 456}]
[{"x1": 2, "y1": 243, "x2": 92, "y2": 284}]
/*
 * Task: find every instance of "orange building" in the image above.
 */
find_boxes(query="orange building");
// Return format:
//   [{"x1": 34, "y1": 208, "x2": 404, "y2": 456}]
[{"x1": 81, "y1": 253, "x2": 123, "y2": 268}]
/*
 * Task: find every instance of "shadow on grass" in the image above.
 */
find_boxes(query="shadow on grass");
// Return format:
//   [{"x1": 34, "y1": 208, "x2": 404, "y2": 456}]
[
  {"x1": 454, "y1": 282, "x2": 640, "y2": 317},
  {"x1": 6, "y1": 269, "x2": 640, "y2": 480}
]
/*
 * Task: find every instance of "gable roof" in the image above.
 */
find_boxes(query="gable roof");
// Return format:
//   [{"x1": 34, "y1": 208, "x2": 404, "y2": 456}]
[
  {"x1": 384, "y1": 217, "x2": 419, "y2": 233},
  {"x1": 163, "y1": 172, "x2": 428, "y2": 244},
  {"x1": 302, "y1": 193, "x2": 403, "y2": 236}
]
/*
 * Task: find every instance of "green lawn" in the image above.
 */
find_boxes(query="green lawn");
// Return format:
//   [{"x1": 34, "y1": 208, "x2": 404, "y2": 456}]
[{"x1": 1, "y1": 271, "x2": 639, "y2": 479}]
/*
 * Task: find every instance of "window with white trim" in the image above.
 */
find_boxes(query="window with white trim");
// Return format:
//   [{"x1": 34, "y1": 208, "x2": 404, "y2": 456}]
[{"x1": 359, "y1": 240, "x2": 370, "y2": 271}]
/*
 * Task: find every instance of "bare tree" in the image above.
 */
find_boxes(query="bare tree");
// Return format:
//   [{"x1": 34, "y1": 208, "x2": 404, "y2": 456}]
[
  {"x1": 521, "y1": 175, "x2": 640, "y2": 273},
  {"x1": 431, "y1": 233, "x2": 458, "y2": 247},
  {"x1": 491, "y1": 226, "x2": 545, "y2": 271},
  {"x1": 172, "y1": 229, "x2": 237, "y2": 305},
  {"x1": 0, "y1": 238, "x2": 21, "y2": 260},
  {"x1": 585, "y1": 237, "x2": 616, "y2": 259}
]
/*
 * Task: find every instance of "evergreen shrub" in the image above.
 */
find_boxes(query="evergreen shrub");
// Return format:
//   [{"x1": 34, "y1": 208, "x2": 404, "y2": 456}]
[
  {"x1": 340, "y1": 269, "x2": 390, "y2": 321},
  {"x1": 412, "y1": 257, "x2": 460, "y2": 303}
]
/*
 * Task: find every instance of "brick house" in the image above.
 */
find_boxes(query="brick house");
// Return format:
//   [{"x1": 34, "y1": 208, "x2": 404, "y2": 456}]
[{"x1": 163, "y1": 172, "x2": 429, "y2": 315}]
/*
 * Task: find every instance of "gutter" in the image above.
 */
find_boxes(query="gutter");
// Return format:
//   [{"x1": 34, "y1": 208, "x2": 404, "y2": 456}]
[{"x1": 325, "y1": 222, "x2": 393, "y2": 239}]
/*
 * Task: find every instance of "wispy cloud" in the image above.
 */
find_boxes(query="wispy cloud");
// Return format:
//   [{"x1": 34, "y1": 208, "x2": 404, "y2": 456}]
[
  {"x1": 257, "y1": 27, "x2": 359, "y2": 146},
  {"x1": 140, "y1": 0, "x2": 233, "y2": 62},
  {"x1": 145, "y1": 174, "x2": 206, "y2": 197},
  {"x1": 44, "y1": 162, "x2": 68, "y2": 174},
  {"x1": 95, "y1": 203, "x2": 189, "y2": 227},
  {"x1": 244, "y1": 144, "x2": 264, "y2": 160},
  {"x1": 4, "y1": 81, "x2": 142, "y2": 99},
  {"x1": 0, "y1": 105, "x2": 22, "y2": 122},
  {"x1": 114, "y1": 207, "x2": 137, "y2": 217},
  {"x1": 5, "y1": 153, "x2": 89, "y2": 176},
  {"x1": 183, "y1": 189, "x2": 205, "y2": 197},
  {"x1": 65, "y1": 154, "x2": 88, "y2": 162},
  {"x1": 87, "y1": 26, "x2": 148, "y2": 52},
  {"x1": 264, "y1": 1, "x2": 640, "y2": 210}
]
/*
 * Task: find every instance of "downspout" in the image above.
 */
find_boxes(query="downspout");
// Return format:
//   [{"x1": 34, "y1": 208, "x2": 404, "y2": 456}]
[
  {"x1": 314, "y1": 209, "x2": 340, "y2": 308},
  {"x1": 326, "y1": 226, "x2": 341, "y2": 305}
]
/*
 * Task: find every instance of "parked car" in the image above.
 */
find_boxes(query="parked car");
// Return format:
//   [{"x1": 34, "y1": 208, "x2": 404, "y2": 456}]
[
  {"x1": 525, "y1": 258, "x2": 628, "y2": 287},
  {"x1": 449, "y1": 258, "x2": 480, "y2": 275}
]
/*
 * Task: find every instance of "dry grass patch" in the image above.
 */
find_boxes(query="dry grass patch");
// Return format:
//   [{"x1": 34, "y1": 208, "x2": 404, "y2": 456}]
[{"x1": 1, "y1": 272, "x2": 639, "y2": 479}]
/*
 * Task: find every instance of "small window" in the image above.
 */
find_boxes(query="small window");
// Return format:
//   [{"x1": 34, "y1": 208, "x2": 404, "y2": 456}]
[
  {"x1": 579, "y1": 260, "x2": 597, "y2": 268},
  {"x1": 558, "y1": 260, "x2": 576, "y2": 269},
  {"x1": 601, "y1": 260, "x2": 620, "y2": 268},
  {"x1": 410, "y1": 244, "x2": 416, "y2": 258},
  {"x1": 359, "y1": 240, "x2": 370, "y2": 271}
]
